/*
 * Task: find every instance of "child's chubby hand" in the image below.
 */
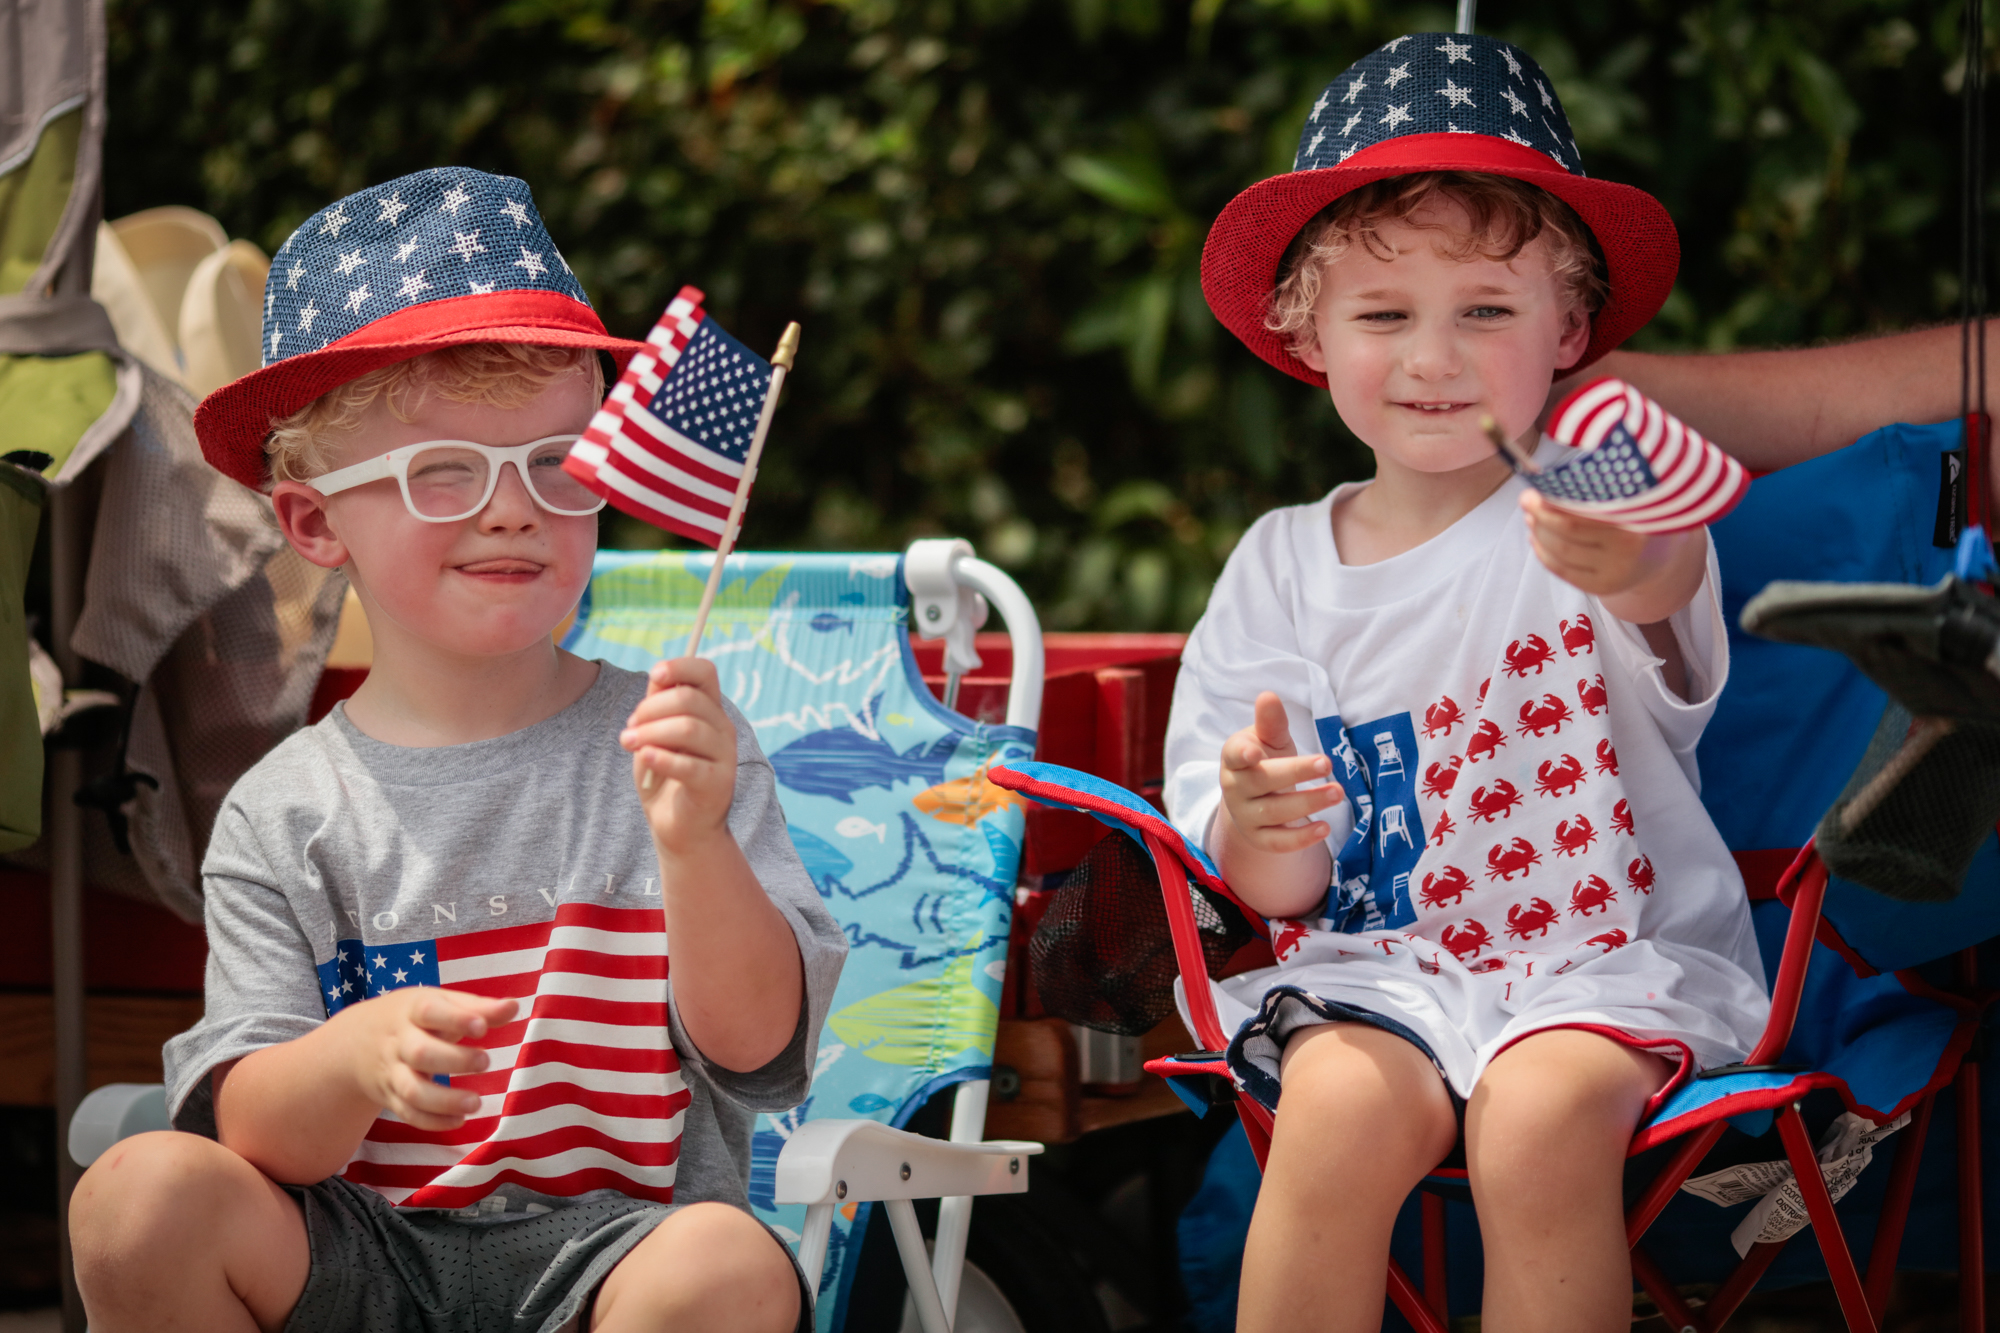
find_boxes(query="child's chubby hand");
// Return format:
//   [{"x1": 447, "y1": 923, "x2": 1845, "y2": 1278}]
[
  {"x1": 330, "y1": 987, "x2": 518, "y2": 1131},
  {"x1": 1220, "y1": 692, "x2": 1345, "y2": 854},
  {"x1": 1520, "y1": 490, "x2": 1697, "y2": 598},
  {"x1": 620, "y1": 656, "x2": 738, "y2": 851}
]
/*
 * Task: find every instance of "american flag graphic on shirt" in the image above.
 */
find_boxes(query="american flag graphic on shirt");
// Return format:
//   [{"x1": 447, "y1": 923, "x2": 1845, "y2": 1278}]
[
  {"x1": 561, "y1": 285, "x2": 776, "y2": 547},
  {"x1": 317, "y1": 900, "x2": 684, "y2": 1209}
]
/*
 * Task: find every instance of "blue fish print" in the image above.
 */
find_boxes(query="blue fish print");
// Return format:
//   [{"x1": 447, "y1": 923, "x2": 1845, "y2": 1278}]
[
  {"x1": 809, "y1": 611, "x2": 855, "y2": 633},
  {"x1": 771, "y1": 730, "x2": 960, "y2": 803},
  {"x1": 847, "y1": 1092, "x2": 894, "y2": 1114},
  {"x1": 786, "y1": 825, "x2": 853, "y2": 894}
]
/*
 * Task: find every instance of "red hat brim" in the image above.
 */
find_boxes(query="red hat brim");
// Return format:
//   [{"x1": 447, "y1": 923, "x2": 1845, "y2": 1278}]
[
  {"x1": 195, "y1": 290, "x2": 650, "y2": 492},
  {"x1": 1201, "y1": 133, "x2": 1679, "y2": 387}
]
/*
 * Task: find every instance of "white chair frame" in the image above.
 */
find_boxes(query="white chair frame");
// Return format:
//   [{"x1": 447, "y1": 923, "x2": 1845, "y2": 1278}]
[{"x1": 773, "y1": 539, "x2": 1046, "y2": 1333}]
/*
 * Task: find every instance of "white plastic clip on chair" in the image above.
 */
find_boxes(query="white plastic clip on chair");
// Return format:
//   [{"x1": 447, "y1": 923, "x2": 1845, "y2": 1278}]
[{"x1": 773, "y1": 540, "x2": 1046, "y2": 1333}]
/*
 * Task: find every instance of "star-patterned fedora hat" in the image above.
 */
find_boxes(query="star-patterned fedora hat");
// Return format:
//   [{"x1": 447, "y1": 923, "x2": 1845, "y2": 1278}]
[
  {"x1": 1202, "y1": 33, "x2": 1678, "y2": 387},
  {"x1": 195, "y1": 167, "x2": 648, "y2": 490}
]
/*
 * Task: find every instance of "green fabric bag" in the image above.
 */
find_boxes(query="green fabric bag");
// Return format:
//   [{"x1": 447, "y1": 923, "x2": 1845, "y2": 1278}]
[{"x1": 0, "y1": 464, "x2": 46, "y2": 852}]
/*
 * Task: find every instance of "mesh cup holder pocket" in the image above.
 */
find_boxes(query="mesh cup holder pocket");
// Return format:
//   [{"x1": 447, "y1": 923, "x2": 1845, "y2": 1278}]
[{"x1": 1029, "y1": 831, "x2": 1258, "y2": 1036}]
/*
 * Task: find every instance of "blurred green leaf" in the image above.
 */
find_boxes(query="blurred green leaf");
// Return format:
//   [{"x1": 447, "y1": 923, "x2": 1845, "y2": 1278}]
[{"x1": 103, "y1": 0, "x2": 2000, "y2": 632}]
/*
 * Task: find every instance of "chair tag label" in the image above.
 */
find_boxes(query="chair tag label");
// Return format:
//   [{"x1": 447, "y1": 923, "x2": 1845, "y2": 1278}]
[{"x1": 1936, "y1": 446, "x2": 1969, "y2": 548}]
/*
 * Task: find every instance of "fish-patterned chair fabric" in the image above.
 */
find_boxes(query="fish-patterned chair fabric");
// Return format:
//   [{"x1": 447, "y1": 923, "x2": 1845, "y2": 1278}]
[{"x1": 564, "y1": 550, "x2": 1035, "y2": 1331}]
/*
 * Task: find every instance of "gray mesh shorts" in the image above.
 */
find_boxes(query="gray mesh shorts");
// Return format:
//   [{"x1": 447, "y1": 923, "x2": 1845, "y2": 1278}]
[{"x1": 281, "y1": 1176, "x2": 810, "y2": 1333}]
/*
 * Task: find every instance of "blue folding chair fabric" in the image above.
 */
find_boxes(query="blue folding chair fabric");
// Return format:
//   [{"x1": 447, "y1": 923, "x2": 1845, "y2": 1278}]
[
  {"x1": 565, "y1": 550, "x2": 1034, "y2": 1332},
  {"x1": 1701, "y1": 419, "x2": 2000, "y2": 973}
]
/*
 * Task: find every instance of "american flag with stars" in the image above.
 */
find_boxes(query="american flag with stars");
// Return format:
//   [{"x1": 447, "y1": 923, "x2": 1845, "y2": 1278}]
[
  {"x1": 1529, "y1": 377, "x2": 1751, "y2": 534},
  {"x1": 561, "y1": 286, "x2": 778, "y2": 547},
  {"x1": 318, "y1": 900, "x2": 686, "y2": 1209}
]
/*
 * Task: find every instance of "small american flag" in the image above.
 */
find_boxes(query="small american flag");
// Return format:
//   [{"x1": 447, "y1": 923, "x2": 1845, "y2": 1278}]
[
  {"x1": 562, "y1": 285, "x2": 777, "y2": 547},
  {"x1": 1533, "y1": 377, "x2": 1750, "y2": 534},
  {"x1": 325, "y1": 900, "x2": 685, "y2": 1209}
]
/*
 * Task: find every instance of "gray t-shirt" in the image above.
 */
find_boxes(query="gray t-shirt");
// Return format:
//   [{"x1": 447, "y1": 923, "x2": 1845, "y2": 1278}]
[{"x1": 164, "y1": 662, "x2": 845, "y2": 1218}]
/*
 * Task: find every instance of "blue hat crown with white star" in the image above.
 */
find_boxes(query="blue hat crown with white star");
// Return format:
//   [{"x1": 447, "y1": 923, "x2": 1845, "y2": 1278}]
[
  {"x1": 1295, "y1": 33, "x2": 1582, "y2": 176},
  {"x1": 262, "y1": 168, "x2": 591, "y2": 367}
]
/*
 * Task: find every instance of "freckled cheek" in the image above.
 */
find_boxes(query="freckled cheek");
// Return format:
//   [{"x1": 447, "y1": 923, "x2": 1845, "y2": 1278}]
[
  {"x1": 549, "y1": 519, "x2": 599, "y2": 595},
  {"x1": 344, "y1": 519, "x2": 463, "y2": 605}
]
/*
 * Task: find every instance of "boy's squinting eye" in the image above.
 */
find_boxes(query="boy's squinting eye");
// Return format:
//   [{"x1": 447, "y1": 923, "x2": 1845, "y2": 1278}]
[
  {"x1": 1357, "y1": 309, "x2": 1408, "y2": 324},
  {"x1": 1466, "y1": 305, "x2": 1513, "y2": 319}
]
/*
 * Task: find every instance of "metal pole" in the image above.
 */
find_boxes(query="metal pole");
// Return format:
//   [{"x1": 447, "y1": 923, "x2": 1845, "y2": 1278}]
[
  {"x1": 1455, "y1": 0, "x2": 1475, "y2": 34},
  {"x1": 49, "y1": 481, "x2": 87, "y2": 1333}
]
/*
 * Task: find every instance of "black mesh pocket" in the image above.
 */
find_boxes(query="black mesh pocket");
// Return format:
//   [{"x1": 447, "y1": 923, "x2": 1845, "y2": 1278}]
[
  {"x1": 1816, "y1": 701, "x2": 2000, "y2": 901},
  {"x1": 1029, "y1": 831, "x2": 1259, "y2": 1035},
  {"x1": 1742, "y1": 573, "x2": 2000, "y2": 902}
]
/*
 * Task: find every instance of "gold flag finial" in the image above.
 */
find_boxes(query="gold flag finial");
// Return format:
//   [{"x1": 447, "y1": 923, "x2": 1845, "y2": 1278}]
[{"x1": 773, "y1": 322, "x2": 802, "y2": 370}]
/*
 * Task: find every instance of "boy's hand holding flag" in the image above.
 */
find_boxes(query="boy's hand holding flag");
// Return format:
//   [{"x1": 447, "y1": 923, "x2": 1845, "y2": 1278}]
[{"x1": 564, "y1": 287, "x2": 800, "y2": 790}]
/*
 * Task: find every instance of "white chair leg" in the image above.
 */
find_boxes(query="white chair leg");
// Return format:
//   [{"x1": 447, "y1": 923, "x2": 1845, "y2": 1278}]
[
  {"x1": 885, "y1": 1197, "x2": 952, "y2": 1333},
  {"x1": 796, "y1": 1201, "x2": 835, "y2": 1309},
  {"x1": 930, "y1": 1079, "x2": 991, "y2": 1320}
]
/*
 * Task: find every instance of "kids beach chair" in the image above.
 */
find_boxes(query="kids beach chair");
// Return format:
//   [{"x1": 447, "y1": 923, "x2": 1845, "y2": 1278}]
[
  {"x1": 988, "y1": 417, "x2": 2000, "y2": 1333},
  {"x1": 71, "y1": 538, "x2": 1047, "y2": 1333}
]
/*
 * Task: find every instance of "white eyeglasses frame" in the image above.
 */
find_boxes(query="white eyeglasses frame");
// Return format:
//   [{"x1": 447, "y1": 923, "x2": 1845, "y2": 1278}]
[{"x1": 307, "y1": 435, "x2": 607, "y2": 523}]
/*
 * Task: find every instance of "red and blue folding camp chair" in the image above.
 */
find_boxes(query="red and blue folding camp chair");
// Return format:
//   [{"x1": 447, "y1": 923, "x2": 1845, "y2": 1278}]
[{"x1": 988, "y1": 412, "x2": 2000, "y2": 1332}]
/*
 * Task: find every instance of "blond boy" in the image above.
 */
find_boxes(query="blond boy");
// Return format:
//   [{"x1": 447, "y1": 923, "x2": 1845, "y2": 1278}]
[
  {"x1": 1167, "y1": 37, "x2": 1767, "y2": 1330},
  {"x1": 69, "y1": 169, "x2": 843, "y2": 1333}
]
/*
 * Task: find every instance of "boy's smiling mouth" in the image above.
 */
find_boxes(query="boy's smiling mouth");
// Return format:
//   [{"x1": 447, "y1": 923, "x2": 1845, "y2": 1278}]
[
  {"x1": 456, "y1": 558, "x2": 546, "y2": 580},
  {"x1": 1399, "y1": 401, "x2": 1473, "y2": 413}
]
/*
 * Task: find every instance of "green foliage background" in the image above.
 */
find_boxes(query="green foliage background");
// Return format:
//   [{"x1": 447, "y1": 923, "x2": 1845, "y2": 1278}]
[{"x1": 105, "y1": 0, "x2": 1994, "y2": 630}]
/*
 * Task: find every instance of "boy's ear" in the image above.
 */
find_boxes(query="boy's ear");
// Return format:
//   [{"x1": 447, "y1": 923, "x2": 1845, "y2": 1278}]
[
  {"x1": 271, "y1": 481, "x2": 351, "y2": 570},
  {"x1": 1298, "y1": 338, "x2": 1329, "y2": 375},
  {"x1": 1553, "y1": 305, "x2": 1593, "y2": 372}
]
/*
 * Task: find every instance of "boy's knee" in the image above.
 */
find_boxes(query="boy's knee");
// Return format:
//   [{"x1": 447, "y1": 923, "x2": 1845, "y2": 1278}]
[
  {"x1": 76, "y1": 1133, "x2": 231, "y2": 1227},
  {"x1": 1282, "y1": 1026, "x2": 1450, "y2": 1120},
  {"x1": 1274, "y1": 1026, "x2": 1457, "y2": 1167},
  {"x1": 605, "y1": 1203, "x2": 798, "y2": 1330},
  {"x1": 72, "y1": 1132, "x2": 252, "y2": 1271}
]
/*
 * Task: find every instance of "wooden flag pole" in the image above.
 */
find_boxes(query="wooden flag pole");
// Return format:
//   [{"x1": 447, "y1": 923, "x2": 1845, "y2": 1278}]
[
  {"x1": 684, "y1": 320, "x2": 801, "y2": 657},
  {"x1": 642, "y1": 321, "x2": 799, "y2": 792}
]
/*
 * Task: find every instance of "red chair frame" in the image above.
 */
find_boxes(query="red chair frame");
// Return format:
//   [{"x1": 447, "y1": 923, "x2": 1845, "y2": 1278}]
[{"x1": 1141, "y1": 832, "x2": 1992, "y2": 1333}]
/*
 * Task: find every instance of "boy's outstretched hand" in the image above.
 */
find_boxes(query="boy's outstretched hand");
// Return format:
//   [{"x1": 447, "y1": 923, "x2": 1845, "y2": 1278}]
[
  {"x1": 621, "y1": 656, "x2": 738, "y2": 851},
  {"x1": 1216, "y1": 693, "x2": 1344, "y2": 919},
  {"x1": 1221, "y1": 692, "x2": 1344, "y2": 854},
  {"x1": 1519, "y1": 491, "x2": 1707, "y2": 628}
]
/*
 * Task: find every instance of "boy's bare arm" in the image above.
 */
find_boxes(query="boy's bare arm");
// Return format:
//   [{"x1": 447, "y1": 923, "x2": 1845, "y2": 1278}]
[
  {"x1": 624, "y1": 658, "x2": 805, "y2": 1074},
  {"x1": 1215, "y1": 692, "x2": 1342, "y2": 920},
  {"x1": 212, "y1": 987, "x2": 518, "y2": 1184}
]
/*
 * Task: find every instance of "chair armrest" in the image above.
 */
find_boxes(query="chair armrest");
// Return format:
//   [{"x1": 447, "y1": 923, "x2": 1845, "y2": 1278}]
[
  {"x1": 772, "y1": 1118, "x2": 1043, "y2": 1206},
  {"x1": 69, "y1": 1083, "x2": 170, "y2": 1167}
]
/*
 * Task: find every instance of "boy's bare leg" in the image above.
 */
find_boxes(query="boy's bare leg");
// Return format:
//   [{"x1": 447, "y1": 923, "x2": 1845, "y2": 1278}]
[
  {"x1": 1465, "y1": 1028, "x2": 1672, "y2": 1333},
  {"x1": 69, "y1": 1131, "x2": 309, "y2": 1333},
  {"x1": 1237, "y1": 1022, "x2": 1459, "y2": 1333},
  {"x1": 591, "y1": 1200, "x2": 800, "y2": 1333}
]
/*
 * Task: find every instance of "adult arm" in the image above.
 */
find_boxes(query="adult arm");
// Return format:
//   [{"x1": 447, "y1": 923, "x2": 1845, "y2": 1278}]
[{"x1": 1556, "y1": 319, "x2": 2000, "y2": 472}]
